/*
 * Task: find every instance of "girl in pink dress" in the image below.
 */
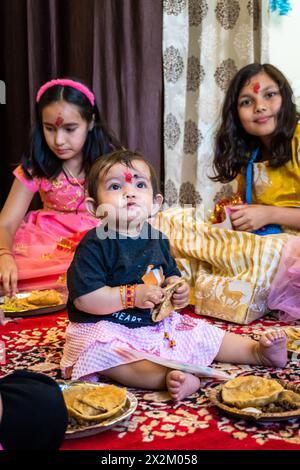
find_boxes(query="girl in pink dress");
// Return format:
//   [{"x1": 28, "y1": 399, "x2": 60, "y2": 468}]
[{"x1": 0, "y1": 78, "x2": 121, "y2": 296}]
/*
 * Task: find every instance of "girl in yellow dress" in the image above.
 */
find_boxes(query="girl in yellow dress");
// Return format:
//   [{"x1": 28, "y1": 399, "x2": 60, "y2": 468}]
[
  {"x1": 157, "y1": 63, "x2": 300, "y2": 324},
  {"x1": 212, "y1": 63, "x2": 300, "y2": 235}
]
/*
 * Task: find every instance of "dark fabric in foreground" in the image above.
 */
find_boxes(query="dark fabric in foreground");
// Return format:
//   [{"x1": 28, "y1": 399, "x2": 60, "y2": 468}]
[{"x1": 0, "y1": 369, "x2": 68, "y2": 450}]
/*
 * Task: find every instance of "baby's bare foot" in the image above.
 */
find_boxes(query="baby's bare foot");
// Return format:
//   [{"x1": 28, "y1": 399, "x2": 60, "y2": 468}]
[
  {"x1": 257, "y1": 330, "x2": 287, "y2": 368},
  {"x1": 166, "y1": 370, "x2": 201, "y2": 401}
]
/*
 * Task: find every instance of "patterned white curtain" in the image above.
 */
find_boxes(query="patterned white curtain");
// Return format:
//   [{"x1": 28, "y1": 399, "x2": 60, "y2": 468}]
[{"x1": 163, "y1": 0, "x2": 269, "y2": 217}]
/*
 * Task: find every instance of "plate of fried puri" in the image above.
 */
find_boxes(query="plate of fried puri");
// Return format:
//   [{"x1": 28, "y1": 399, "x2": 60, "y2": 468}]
[
  {"x1": 0, "y1": 289, "x2": 67, "y2": 317},
  {"x1": 208, "y1": 375, "x2": 300, "y2": 422},
  {"x1": 60, "y1": 382, "x2": 138, "y2": 439},
  {"x1": 283, "y1": 326, "x2": 300, "y2": 356}
]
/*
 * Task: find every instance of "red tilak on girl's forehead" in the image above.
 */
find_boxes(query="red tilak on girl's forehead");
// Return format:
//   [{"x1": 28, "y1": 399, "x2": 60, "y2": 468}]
[
  {"x1": 55, "y1": 116, "x2": 64, "y2": 127},
  {"x1": 252, "y1": 82, "x2": 260, "y2": 94},
  {"x1": 124, "y1": 171, "x2": 133, "y2": 183}
]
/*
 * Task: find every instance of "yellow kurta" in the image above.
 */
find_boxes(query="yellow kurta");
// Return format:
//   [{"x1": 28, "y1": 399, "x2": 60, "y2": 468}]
[{"x1": 237, "y1": 123, "x2": 300, "y2": 208}]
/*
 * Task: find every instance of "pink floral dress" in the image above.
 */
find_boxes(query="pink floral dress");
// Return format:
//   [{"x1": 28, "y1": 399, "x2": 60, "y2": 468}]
[{"x1": 12, "y1": 166, "x2": 98, "y2": 291}]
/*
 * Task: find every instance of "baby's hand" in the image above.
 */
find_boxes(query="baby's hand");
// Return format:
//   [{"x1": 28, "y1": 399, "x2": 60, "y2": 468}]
[
  {"x1": 135, "y1": 284, "x2": 165, "y2": 309},
  {"x1": 171, "y1": 281, "x2": 189, "y2": 309},
  {"x1": 165, "y1": 276, "x2": 189, "y2": 309}
]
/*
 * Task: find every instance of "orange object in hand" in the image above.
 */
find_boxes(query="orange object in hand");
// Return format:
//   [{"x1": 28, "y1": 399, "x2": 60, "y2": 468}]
[{"x1": 211, "y1": 193, "x2": 244, "y2": 224}]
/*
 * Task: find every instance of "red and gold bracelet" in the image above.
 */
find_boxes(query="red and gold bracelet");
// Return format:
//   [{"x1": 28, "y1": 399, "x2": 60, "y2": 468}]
[
  {"x1": 119, "y1": 284, "x2": 136, "y2": 309},
  {"x1": 125, "y1": 284, "x2": 136, "y2": 308},
  {"x1": 119, "y1": 285, "x2": 127, "y2": 309}
]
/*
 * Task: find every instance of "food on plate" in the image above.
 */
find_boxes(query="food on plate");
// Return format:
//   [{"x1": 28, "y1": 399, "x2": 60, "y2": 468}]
[
  {"x1": 1, "y1": 289, "x2": 63, "y2": 312},
  {"x1": 26, "y1": 290, "x2": 62, "y2": 306},
  {"x1": 284, "y1": 326, "x2": 300, "y2": 353},
  {"x1": 276, "y1": 389, "x2": 300, "y2": 408},
  {"x1": 63, "y1": 383, "x2": 127, "y2": 422},
  {"x1": 221, "y1": 375, "x2": 284, "y2": 409},
  {"x1": 260, "y1": 389, "x2": 300, "y2": 412},
  {"x1": 209, "y1": 377, "x2": 300, "y2": 418}
]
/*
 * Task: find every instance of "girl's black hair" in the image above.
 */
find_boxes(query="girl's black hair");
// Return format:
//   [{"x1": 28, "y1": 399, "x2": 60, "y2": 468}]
[
  {"x1": 212, "y1": 63, "x2": 299, "y2": 183},
  {"x1": 21, "y1": 78, "x2": 122, "y2": 179}
]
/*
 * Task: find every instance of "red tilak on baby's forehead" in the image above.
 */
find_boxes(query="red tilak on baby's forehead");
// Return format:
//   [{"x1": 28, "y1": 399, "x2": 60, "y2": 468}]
[
  {"x1": 55, "y1": 116, "x2": 64, "y2": 127},
  {"x1": 124, "y1": 171, "x2": 133, "y2": 183},
  {"x1": 252, "y1": 82, "x2": 260, "y2": 94}
]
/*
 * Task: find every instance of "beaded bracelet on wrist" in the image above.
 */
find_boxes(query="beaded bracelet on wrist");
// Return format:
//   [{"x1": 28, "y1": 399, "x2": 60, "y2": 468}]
[
  {"x1": 119, "y1": 285, "x2": 127, "y2": 309},
  {"x1": 119, "y1": 284, "x2": 136, "y2": 309}
]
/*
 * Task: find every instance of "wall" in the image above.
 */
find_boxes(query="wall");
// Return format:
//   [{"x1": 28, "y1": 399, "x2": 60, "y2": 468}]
[{"x1": 268, "y1": 0, "x2": 300, "y2": 108}]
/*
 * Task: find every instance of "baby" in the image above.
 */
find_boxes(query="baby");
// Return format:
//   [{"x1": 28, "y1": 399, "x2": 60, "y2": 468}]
[{"x1": 61, "y1": 149, "x2": 287, "y2": 401}]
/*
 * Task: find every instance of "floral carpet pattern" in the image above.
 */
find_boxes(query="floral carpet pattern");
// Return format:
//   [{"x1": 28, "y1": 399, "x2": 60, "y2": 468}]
[{"x1": 1, "y1": 308, "x2": 300, "y2": 450}]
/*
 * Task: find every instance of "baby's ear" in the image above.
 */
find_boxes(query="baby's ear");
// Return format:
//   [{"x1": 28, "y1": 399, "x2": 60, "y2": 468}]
[
  {"x1": 151, "y1": 193, "x2": 164, "y2": 217},
  {"x1": 85, "y1": 197, "x2": 97, "y2": 216}
]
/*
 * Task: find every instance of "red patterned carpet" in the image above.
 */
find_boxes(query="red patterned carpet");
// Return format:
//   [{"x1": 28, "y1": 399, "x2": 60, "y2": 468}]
[{"x1": 1, "y1": 307, "x2": 300, "y2": 451}]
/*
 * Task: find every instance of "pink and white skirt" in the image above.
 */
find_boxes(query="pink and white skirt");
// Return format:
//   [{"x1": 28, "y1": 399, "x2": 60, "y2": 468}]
[{"x1": 60, "y1": 311, "x2": 225, "y2": 381}]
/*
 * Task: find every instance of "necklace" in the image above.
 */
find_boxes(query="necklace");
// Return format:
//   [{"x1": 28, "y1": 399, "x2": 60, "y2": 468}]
[{"x1": 63, "y1": 166, "x2": 85, "y2": 190}]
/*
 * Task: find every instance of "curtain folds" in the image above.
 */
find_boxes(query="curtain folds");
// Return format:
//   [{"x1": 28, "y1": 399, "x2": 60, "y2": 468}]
[
  {"x1": 162, "y1": 0, "x2": 270, "y2": 216},
  {"x1": 0, "y1": 0, "x2": 163, "y2": 207}
]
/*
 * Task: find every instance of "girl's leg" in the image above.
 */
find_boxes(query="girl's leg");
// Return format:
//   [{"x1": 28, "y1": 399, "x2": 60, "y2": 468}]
[
  {"x1": 215, "y1": 330, "x2": 287, "y2": 367},
  {"x1": 101, "y1": 360, "x2": 201, "y2": 401}
]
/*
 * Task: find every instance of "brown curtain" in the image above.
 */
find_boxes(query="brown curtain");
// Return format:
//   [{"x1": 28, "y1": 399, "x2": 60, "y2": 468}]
[{"x1": 0, "y1": 0, "x2": 163, "y2": 207}]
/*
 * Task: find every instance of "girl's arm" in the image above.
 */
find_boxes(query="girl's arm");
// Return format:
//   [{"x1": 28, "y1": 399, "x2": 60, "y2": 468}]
[
  {"x1": 0, "y1": 179, "x2": 34, "y2": 295},
  {"x1": 230, "y1": 204, "x2": 300, "y2": 231},
  {"x1": 267, "y1": 206, "x2": 300, "y2": 230},
  {"x1": 74, "y1": 284, "x2": 165, "y2": 314}
]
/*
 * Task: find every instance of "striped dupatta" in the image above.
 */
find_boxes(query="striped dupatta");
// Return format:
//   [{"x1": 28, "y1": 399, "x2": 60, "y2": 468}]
[{"x1": 156, "y1": 208, "x2": 289, "y2": 324}]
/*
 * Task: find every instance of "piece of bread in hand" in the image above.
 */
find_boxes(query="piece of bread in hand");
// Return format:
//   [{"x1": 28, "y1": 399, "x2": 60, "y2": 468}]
[{"x1": 151, "y1": 279, "x2": 185, "y2": 322}]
